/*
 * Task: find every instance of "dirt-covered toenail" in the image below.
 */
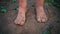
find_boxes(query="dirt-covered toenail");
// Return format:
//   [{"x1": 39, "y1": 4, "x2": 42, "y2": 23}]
[{"x1": 37, "y1": 18, "x2": 41, "y2": 21}]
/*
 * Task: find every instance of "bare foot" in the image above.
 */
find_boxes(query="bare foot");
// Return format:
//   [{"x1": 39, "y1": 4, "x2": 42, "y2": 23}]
[
  {"x1": 36, "y1": 7, "x2": 48, "y2": 23},
  {"x1": 14, "y1": 7, "x2": 26, "y2": 25}
]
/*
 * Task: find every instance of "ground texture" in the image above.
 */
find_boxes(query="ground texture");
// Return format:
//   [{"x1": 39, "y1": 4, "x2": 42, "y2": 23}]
[{"x1": 0, "y1": 0, "x2": 60, "y2": 34}]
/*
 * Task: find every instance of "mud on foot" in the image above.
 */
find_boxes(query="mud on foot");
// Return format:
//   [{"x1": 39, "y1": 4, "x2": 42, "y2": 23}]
[
  {"x1": 36, "y1": 7, "x2": 48, "y2": 23},
  {"x1": 14, "y1": 7, "x2": 26, "y2": 25}
]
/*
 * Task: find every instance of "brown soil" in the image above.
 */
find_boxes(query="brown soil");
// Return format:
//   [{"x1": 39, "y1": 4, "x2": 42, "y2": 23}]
[{"x1": 0, "y1": 0, "x2": 59, "y2": 34}]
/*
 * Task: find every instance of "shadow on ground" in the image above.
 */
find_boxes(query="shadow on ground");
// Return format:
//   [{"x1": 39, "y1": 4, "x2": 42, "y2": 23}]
[{"x1": 0, "y1": 0, "x2": 60, "y2": 34}]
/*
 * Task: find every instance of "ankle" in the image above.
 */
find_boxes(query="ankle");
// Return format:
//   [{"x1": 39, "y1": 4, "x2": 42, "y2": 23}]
[
  {"x1": 37, "y1": 6, "x2": 44, "y2": 8},
  {"x1": 18, "y1": 7, "x2": 26, "y2": 13}
]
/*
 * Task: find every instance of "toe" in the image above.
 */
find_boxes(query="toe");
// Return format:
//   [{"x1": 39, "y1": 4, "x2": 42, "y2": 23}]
[
  {"x1": 41, "y1": 18, "x2": 46, "y2": 23},
  {"x1": 20, "y1": 19, "x2": 25, "y2": 25},
  {"x1": 14, "y1": 17, "x2": 21, "y2": 24},
  {"x1": 14, "y1": 20, "x2": 20, "y2": 24},
  {"x1": 41, "y1": 17, "x2": 47, "y2": 23},
  {"x1": 20, "y1": 22, "x2": 25, "y2": 25},
  {"x1": 14, "y1": 19, "x2": 18, "y2": 24},
  {"x1": 37, "y1": 17, "x2": 41, "y2": 23}
]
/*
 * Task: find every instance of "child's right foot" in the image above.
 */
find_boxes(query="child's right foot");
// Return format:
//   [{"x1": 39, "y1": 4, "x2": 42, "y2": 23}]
[{"x1": 14, "y1": 7, "x2": 26, "y2": 25}]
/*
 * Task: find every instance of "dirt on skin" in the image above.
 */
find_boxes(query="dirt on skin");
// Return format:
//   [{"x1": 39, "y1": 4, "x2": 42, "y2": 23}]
[{"x1": 0, "y1": 0, "x2": 60, "y2": 34}]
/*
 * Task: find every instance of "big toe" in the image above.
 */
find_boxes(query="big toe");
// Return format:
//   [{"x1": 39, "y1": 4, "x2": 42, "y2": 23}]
[
  {"x1": 37, "y1": 18, "x2": 41, "y2": 22},
  {"x1": 14, "y1": 19, "x2": 20, "y2": 24}
]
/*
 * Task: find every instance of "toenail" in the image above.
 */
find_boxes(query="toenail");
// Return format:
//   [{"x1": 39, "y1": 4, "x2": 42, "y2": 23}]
[{"x1": 37, "y1": 18, "x2": 40, "y2": 21}]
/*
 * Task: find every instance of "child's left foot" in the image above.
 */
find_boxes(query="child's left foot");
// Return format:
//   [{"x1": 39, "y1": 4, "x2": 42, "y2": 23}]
[{"x1": 36, "y1": 7, "x2": 48, "y2": 23}]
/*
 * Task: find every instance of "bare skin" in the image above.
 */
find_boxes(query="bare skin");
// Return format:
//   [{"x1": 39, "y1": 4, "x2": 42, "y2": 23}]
[
  {"x1": 14, "y1": 7, "x2": 26, "y2": 25},
  {"x1": 36, "y1": 0, "x2": 47, "y2": 23},
  {"x1": 14, "y1": 0, "x2": 48, "y2": 25},
  {"x1": 14, "y1": 0, "x2": 27, "y2": 25},
  {"x1": 36, "y1": 7, "x2": 47, "y2": 23}
]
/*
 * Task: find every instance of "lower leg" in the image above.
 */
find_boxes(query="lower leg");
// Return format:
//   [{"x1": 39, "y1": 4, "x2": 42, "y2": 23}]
[
  {"x1": 36, "y1": 0, "x2": 44, "y2": 7},
  {"x1": 36, "y1": 0, "x2": 47, "y2": 23},
  {"x1": 14, "y1": 0, "x2": 27, "y2": 25}
]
